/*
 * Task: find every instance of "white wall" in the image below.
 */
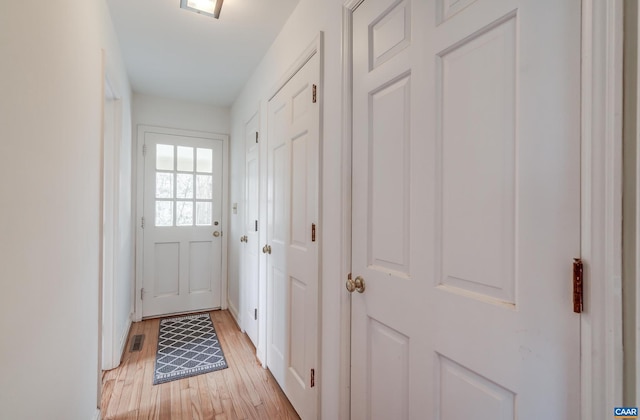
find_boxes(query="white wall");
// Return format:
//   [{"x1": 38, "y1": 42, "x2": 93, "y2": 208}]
[
  {"x1": 132, "y1": 93, "x2": 230, "y2": 134},
  {"x1": 229, "y1": 0, "x2": 346, "y2": 418},
  {"x1": 0, "y1": 0, "x2": 132, "y2": 418}
]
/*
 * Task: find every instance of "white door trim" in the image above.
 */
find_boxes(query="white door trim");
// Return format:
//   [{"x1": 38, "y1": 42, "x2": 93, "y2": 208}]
[
  {"x1": 134, "y1": 125, "x2": 230, "y2": 321},
  {"x1": 636, "y1": 1, "x2": 640, "y2": 404},
  {"x1": 339, "y1": 0, "x2": 624, "y2": 419},
  {"x1": 581, "y1": 0, "x2": 624, "y2": 417},
  {"x1": 101, "y1": 73, "x2": 124, "y2": 371},
  {"x1": 339, "y1": 2, "x2": 363, "y2": 418}
]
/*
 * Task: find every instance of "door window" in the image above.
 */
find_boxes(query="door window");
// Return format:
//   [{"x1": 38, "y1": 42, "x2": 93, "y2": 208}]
[{"x1": 155, "y1": 144, "x2": 214, "y2": 227}]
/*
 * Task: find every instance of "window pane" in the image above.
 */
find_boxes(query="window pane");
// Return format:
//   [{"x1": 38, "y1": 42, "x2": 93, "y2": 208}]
[
  {"x1": 177, "y1": 146, "x2": 194, "y2": 172},
  {"x1": 156, "y1": 173, "x2": 173, "y2": 198},
  {"x1": 156, "y1": 144, "x2": 174, "y2": 170},
  {"x1": 196, "y1": 175, "x2": 212, "y2": 199},
  {"x1": 155, "y1": 201, "x2": 173, "y2": 226},
  {"x1": 196, "y1": 202, "x2": 212, "y2": 226},
  {"x1": 197, "y1": 148, "x2": 213, "y2": 173},
  {"x1": 176, "y1": 201, "x2": 194, "y2": 226},
  {"x1": 176, "y1": 174, "x2": 194, "y2": 199}
]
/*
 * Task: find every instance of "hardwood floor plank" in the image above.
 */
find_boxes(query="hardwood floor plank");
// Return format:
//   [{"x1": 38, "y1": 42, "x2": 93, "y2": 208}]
[{"x1": 101, "y1": 310, "x2": 299, "y2": 420}]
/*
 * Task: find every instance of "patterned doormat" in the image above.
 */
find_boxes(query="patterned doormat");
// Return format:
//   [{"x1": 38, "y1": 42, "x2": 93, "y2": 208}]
[{"x1": 153, "y1": 313, "x2": 228, "y2": 385}]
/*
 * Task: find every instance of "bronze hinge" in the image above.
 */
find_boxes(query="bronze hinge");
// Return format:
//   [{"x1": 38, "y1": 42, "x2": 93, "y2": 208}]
[
  {"x1": 310, "y1": 368, "x2": 315, "y2": 388},
  {"x1": 312, "y1": 223, "x2": 316, "y2": 242},
  {"x1": 573, "y1": 258, "x2": 583, "y2": 313},
  {"x1": 312, "y1": 84, "x2": 317, "y2": 103}
]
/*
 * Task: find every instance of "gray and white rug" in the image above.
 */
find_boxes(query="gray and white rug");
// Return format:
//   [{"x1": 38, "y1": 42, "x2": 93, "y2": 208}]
[{"x1": 153, "y1": 313, "x2": 228, "y2": 385}]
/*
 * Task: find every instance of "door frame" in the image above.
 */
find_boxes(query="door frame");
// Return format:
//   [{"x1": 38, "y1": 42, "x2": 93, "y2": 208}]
[
  {"x1": 101, "y1": 72, "x2": 124, "y2": 370},
  {"x1": 134, "y1": 125, "x2": 230, "y2": 321},
  {"x1": 339, "y1": 0, "x2": 624, "y2": 418}
]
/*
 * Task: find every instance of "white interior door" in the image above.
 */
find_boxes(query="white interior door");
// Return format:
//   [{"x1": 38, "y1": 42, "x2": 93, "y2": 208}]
[
  {"x1": 243, "y1": 111, "x2": 260, "y2": 346},
  {"x1": 141, "y1": 130, "x2": 227, "y2": 318},
  {"x1": 267, "y1": 52, "x2": 320, "y2": 419},
  {"x1": 350, "y1": 0, "x2": 581, "y2": 419}
]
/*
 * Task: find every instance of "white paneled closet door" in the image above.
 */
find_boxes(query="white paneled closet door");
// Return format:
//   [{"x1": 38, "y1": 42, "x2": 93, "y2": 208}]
[
  {"x1": 266, "y1": 51, "x2": 321, "y2": 420},
  {"x1": 350, "y1": 0, "x2": 581, "y2": 419}
]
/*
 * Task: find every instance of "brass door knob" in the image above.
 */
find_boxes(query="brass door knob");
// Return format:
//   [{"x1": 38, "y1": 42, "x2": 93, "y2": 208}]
[
  {"x1": 346, "y1": 276, "x2": 365, "y2": 293},
  {"x1": 213, "y1": 231, "x2": 221, "y2": 237}
]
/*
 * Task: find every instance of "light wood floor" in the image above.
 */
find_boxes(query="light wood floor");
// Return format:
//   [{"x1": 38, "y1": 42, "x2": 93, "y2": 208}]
[{"x1": 101, "y1": 310, "x2": 300, "y2": 420}]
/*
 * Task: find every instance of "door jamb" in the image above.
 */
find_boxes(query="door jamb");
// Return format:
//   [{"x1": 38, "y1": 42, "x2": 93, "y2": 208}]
[
  {"x1": 581, "y1": 0, "x2": 624, "y2": 417},
  {"x1": 340, "y1": 2, "x2": 363, "y2": 419},
  {"x1": 101, "y1": 73, "x2": 123, "y2": 371},
  {"x1": 134, "y1": 125, "x2": 230, "y2": 321}
]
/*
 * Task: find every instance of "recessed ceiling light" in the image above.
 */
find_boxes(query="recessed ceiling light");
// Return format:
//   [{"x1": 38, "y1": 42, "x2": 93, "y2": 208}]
[{"x1": 180, "y1": 0, "x2": 224, "y2": 19}]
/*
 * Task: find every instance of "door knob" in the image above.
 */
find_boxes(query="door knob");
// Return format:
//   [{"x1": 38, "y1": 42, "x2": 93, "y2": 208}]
[
  {"x1": 213, "y1": 231, "x2": 221, "y2": 237},
  {"x1": 262, "y1": 245, "x2": 272, "y2": 254},
  {"x1": 240, "y1": 235, "x2": 248, "y2": 243},
  {"x1": 346, "y1": 275, "x2": 365, "y2": 293}
]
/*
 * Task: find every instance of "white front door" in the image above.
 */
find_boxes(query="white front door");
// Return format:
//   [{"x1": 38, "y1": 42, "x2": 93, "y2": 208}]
[
  {"x1": 267, "y1": 52, "x2": 320, "y2": 419},
  {"x1": 141, "y1": 129, "x2": 227, "y2": 318},
  {"x1": 350, "y1": 0, "x2": 581, "y2": 419},
  {"x1": 243, "y1": 111, "x2": 260, "y2": 346}
]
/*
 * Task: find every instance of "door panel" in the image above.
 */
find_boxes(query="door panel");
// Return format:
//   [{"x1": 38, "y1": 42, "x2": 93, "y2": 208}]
[
  {"x1": 351, "y1": 0, "x2": 581, "y2": 419},
  {"x1": 243, "y1": 111, "x2": 260, "y2": 346},
  {"x1": 142, "y1": 131, "x2": 226, "y2": 318},
  {"x1": 267, "y1": 52, "x2": 320, "y2": 420}
]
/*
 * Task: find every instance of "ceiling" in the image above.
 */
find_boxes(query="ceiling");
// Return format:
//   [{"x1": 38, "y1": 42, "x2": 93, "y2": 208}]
[{"x1": 106, "y1": 0, "x2": 300, "y2": 106}]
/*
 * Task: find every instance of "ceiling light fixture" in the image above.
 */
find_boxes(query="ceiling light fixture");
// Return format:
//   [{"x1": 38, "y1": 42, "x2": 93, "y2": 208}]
[{"x1": 180, "y1": 0, "x2": 224, "y2": 19}]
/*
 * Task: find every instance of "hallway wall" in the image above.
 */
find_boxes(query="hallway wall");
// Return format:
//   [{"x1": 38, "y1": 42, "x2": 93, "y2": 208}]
[
  {"x1": 132, "y1": 93, "x2": 230, "y2": 134},
  {"x1": 0, "y1": 0, "x2": 132, "y2": 418},
  {"x1": 229, "y1": 0, "x2": 346, "y2": 418}
]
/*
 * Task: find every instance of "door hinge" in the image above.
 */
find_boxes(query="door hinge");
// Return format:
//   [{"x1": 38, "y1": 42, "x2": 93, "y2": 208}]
[
  {"x1": 310, "y1": 368, "x2": 315, "y2": 388},
  {"x1": 256, "y1": 131, "x2": 259, "y2": 143},
  {"x1": 254, "y1": 308, "x2": 258, "y2": 320},
  {"x1": 142, "y1": 144, "x2": 147, "y2": 156},
  {"x1": 255, "y1": 220, "x2": 258, "y2": 232},
  {"x1": 311, "y1": 223, "x2": 316, "y2": 242},
  {"x1": 140, "y1": 288, "x2": 144, "y2": 300},
  {"x1": 573, "y1": 258, "x2": 583, "y2": 313},
  {"x1": 141, "y1": 217, "x2": 145, "y2": 229},
  {"x1": 312, "y1": 84, "x2": 317, "y2": 103}
]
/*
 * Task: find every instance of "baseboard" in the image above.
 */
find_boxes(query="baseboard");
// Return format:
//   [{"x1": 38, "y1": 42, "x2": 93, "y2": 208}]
[
  {"x1": 228, "y1": 301, "x2": 241, "y2": 330},
  {"x1": 91, "y1": 408, "x2": 100, "y2": 420},
  {"x1": 117, "y1": 315, "x2": 133, "y2": 364}
]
